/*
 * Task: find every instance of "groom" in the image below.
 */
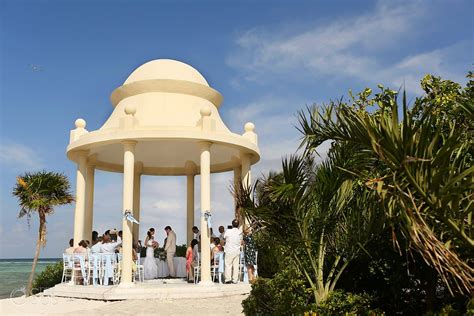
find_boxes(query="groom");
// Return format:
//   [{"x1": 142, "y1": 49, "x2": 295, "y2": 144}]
[{"x1": 164, "y1": 226, "x2": 176, "y2": 278}]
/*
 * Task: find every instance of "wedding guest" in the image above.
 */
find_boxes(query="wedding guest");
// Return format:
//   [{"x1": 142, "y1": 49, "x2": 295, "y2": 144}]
[
  {"x1": 73, "y1": 240, "x2": 89, "y2": 285},
  {"x1": 164, "y1": 226, "x2": 176, "y2": 278},
  {"x1": 100, "y1": 234, "x2": 121, "y2": 254},
  {"x1": 65, "y1": 238, "x2": 75, "y2": 254},
  {"x1": 218, "y1": 226, "x2": 225, "y2": 240},
  {"x1": 74, "y1": 240, "x2": 89, "y2": 259},
  {"x1": 218, "y1": 226, "x2": 226, "y2": 247},
  {"x1": 92, "y1": 231, "x2": 98, "y2": 243},
  {"x1": 192, "y1": 226, "x2": 201, "y2": 242},
  {"x1": 243, "y1": 227, "x2": 257, "y2": 284},
  {"x1": 224, "y1": 219, "x2": 242, "y2": 284},
  {"x1": 186, "y1": 239, "x2": 199, "y2": 283},
  {"x1": 118, "y1": 230, "x2": 122, "y2": 242},
  {"x1": 91, "y1": 234, "x2": 102, "y2": 254},
  {"x1": 211, "y1": 238, "x2": 223, "y2": 264}
]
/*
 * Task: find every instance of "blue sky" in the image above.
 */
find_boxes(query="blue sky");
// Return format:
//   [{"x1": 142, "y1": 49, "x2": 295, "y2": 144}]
[{"x1": 0, "y1": 0, "x2": 472, "y2": 258}]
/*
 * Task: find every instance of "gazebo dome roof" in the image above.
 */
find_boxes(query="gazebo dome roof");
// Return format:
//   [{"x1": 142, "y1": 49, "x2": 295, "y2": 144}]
[
  {"x1": 67, "y1": 59, "x2": 260, "y2": 176},
  {"x1": 124, "y1": 59, "x2": 209, "y2": 86}
]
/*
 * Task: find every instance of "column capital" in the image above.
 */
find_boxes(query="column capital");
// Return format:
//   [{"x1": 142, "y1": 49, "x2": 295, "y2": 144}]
[
  {"x1": 122, "y1": 140, "x2": 137, "y2": 150},
  {"x1": 185, "y1": 161, "x2": 197, "y2": 175},
  {"x1": 198, "y1": 141, "x2": 212, "y2": 151},
  {"x1": 74, "y1": 150, "x2": 89, "y2": 161}
]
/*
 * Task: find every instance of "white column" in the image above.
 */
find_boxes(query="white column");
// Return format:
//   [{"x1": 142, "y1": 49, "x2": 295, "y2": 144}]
[
  {"x1": 199, "y1": 141, "x2": 212, "y2": 283},
  {"x1": 132, "y1": 172, "x2": 141, "y2": 243},
  {"x1": 241, "y1": 153, "x2": 251, "y2": 190},
  {"x1": 186, "y1": 173, "x2": 195, "y2": 246},
  {"x1": 233, "y1": 166, "x2": 242, "y2": 214},
  {"x1": 84, "y1": 164, "x2": 95, "y2": 243},
  {"x1": 120, "y1": 141, "x2": 136, "y2": 286},
  {"x1": 73, "y1": 151, "x2": 88, "y2": 247}
]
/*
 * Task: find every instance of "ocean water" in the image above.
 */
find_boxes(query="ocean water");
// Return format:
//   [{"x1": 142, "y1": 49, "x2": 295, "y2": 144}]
[{"x1": 0, "y1": 258, "x2": 60, "y2": 299}]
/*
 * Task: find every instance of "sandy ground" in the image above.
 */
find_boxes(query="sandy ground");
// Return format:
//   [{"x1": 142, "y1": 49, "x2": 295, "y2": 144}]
[{"x1": 0, "y1": 294, "x2": 247, "y2": 315}]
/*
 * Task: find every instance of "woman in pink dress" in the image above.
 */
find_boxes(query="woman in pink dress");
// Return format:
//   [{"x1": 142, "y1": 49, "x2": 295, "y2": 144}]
[{"x1": 186, "y1": 239, "x2": 199, "y2": 283}]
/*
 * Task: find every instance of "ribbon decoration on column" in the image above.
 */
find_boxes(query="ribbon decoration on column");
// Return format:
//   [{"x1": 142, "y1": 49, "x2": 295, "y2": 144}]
[
  {"x1": 124, "y1": 210, "x2": 140, "y2": 224},
  {"x1": 203, "y1": 210, "x2": 212, "y2": 230}
]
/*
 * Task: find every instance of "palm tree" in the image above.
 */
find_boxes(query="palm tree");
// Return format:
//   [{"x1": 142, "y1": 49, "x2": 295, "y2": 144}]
[
  {"x1": 298, "y1": 75, "x2": 474, "y2": 294},
  {"x1": 12, "y1": 171, "x2": 74, "y2": 296},
  {"x1": 235, "y1": 145, "x2": 383, "y2": 304}
]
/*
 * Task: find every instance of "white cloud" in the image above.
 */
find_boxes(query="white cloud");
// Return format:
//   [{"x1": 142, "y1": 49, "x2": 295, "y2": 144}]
[
  {"x1": 0, "y1": 140, "x2": 43, "y2": 170},
  {"x1": 227, "y1": 0, "x2": 471, "y2": 93}
]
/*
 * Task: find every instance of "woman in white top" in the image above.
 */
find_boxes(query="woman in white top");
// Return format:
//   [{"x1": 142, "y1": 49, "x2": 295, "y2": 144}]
[{"x1": 143, "y1": 228, "x2": 159, "y2": 280}]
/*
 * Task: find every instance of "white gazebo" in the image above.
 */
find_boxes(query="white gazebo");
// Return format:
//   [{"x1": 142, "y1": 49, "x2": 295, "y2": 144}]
[{"x1": 66, "y1": 59, "x2": 260, "y2": 286}]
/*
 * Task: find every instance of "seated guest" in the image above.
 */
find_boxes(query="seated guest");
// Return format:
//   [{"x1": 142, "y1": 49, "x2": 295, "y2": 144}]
[
  {"x1": 74, "y1": 240, "x2": 89, "y2": 259},
  {"x1": 65, "y1": 238, "x2": 75, "y2": 254},
  {"x1": 73, "y1": 240, "x2": 89, "y2": 285},
  {"x1": 100, "y1": 234, "x2": 121, "y2": 254},
  {"x1": 91, "y1": 234, "x2": 102, "y2": 254}
]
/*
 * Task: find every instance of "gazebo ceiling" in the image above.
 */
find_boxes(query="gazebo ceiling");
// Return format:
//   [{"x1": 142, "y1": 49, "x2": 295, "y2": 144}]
[{"x1": 66, "y1": 59, "x2": 260, "y2": 176}]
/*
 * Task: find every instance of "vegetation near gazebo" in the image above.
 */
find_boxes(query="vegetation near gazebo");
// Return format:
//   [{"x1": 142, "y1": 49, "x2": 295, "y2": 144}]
[
  {"x1": 12, "y1": 171, "x2": 74, "y2": 296},
  {"x1": 240, "y1": 72, "x2": 473, "y2": 314}
]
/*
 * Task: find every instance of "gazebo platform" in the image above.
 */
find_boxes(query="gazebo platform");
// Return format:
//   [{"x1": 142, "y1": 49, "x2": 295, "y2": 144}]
[{"x1": 43, "y1": 279, "x2": 251, "y2": 301}]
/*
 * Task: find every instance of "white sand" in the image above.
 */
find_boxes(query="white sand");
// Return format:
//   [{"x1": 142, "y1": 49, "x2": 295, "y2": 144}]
[{"x1": 0, "y1": 294, "x2": 247, "y2": 315}]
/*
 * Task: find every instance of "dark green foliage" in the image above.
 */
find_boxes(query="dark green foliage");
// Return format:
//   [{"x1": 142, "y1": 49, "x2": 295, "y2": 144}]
[
  {"x1": 337, "y1": 228, "x2": 470, "y2": 315},
  {"x1": 310, "y1": 290, "x2": 380, "y2": 315},
  {"x1": 242, "y1": 267, "x2": 311, "y2": 315},
  {"x1": 32, "y1": 261, "x2": 62, "y2": 293}
]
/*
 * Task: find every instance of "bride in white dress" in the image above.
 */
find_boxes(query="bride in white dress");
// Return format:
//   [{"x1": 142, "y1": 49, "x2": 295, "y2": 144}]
[{"x1": 143, "y1": 228, "x2": 158, "y2": 280}]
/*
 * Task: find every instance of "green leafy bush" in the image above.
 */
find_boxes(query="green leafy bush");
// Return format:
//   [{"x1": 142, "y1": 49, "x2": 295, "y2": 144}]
[
  {"x1": 242, "y1": 267, "x2": 311, "y2": 315},
  {"x1": 310, "y1": 290, "x2": 381, "y2": 315},
  {"x1": 32, "y1": 261, "x2": 63, "y2": 293}
]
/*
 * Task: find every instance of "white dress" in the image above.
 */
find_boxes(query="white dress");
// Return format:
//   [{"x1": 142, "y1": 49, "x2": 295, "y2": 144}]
[{"x1": 143, "y1": 238, "x2": 158, "y2": 280}]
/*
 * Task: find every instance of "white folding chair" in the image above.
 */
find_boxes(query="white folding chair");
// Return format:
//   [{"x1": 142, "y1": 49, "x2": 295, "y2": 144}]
[
  {"x1": 211, "y1": 251, "x2": 224, "y2": 284},
  {"x1": 134, "y1": 253, "x2": 144, "y2": 282},
  {"x1": 101, "y1": 253, "x2": 118, "y2": 285},
  {"x1": 193, "y1": 252, "x2": 201, "y2": 284},
  {"x1": 88, "y1": 254, "x2": 101, "y2": 286},
  {"x1": 72, "y1": 254, "x2": 88, "y2": 285},
  {"x1": 61, "y1": 254, "x2": 74, "y2": 283}
]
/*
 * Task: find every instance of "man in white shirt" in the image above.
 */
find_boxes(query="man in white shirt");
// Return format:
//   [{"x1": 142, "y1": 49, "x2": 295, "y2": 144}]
[
  {"x1": 224, "y1": 219, "x2": 242, "y2": 284},
  {"x1": 100, "y1": 234, "x2": 121, "y2": 254},
  {"x1": 164, "y1": 226, "x2": 177, "y2": 277},
  {"x1": 90, "y1": 235, "x2": 102, "y2": 254}
]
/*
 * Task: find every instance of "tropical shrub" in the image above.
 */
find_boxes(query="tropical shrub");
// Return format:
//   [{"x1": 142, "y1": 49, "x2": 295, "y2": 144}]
[
  {"x1": 309, "y1": 290, "x2": 380, "y2": 315},
  {"x1": 299, "y1": 73, "x2": 473, "y2": 295},
  {"x1": 242, "y1": 266, "x2": 311, "y2": 315},
  {"x1": 32, "y1": 261, "x2": 63, "y2": 293}
]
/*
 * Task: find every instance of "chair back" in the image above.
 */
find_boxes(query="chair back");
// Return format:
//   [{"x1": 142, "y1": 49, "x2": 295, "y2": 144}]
[
  {"x1": 63, "y1": 254, "x2": 73, "y2": 269},
  {"x1": 72, "y1": 254, "x2": 88, "y2": 284},
  {"x1": 89, "y1": 254, "x2": 101, "y2": 285},
  {"x1": 216, "y1": 251, "x2": 225, "y2": 273},
  {"x1": 101, "y1": 253, "x2": 116, "y2": 285}
]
